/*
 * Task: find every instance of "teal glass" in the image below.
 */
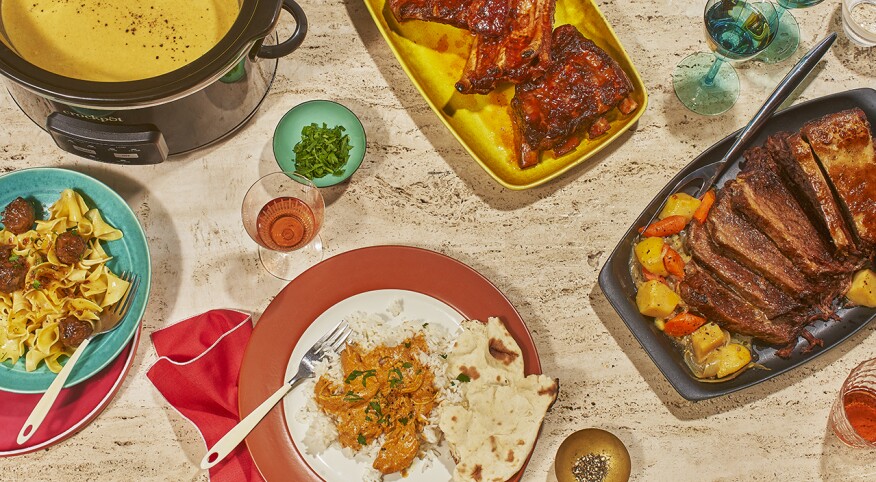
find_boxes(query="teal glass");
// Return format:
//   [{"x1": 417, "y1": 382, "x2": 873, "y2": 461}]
[
  {"x1": 758, "y1": 0, "x2": 826, "y2": 63},
  {"x1": 673, "y1": 0, "x2": 779, "y2": 115}
]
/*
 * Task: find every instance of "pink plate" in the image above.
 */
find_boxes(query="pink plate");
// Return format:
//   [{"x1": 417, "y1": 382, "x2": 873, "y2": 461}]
[{"x1": 0, "y1": 328, "x2": 140, "y2": 456}]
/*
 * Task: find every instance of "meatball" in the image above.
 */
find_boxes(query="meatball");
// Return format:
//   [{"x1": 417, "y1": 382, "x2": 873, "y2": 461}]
[
  {"x1": 55, "y1": 231, "x2": 86, "y2": 265},
  {"x1": 0, "y1": 245, "x2": 28, "y2": 293},
  {"x1": 2, "y1": 197, "x2": 36, "y2": 235},
  {"x1": 59, "y1": 316, "x2": 93, "y2": 349}
]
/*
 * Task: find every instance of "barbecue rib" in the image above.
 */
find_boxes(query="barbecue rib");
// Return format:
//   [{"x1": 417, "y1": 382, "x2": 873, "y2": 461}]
[
  {"x1": 454, "y1": 0, "x2": 555, "y2": 94},
  {"x1": 387, "y1": 0, "x2": 477, "y2": 30},
  {"x1": 766, "y1": 132, "x2": 858, "y2": 256},
  {"x1": 686, "y1": 221, "x2": 800, "y2": 319},
  {"x1": 802, "y1": 108, "x2": 876, "y2": 254},
  {"x1": 509, "y1": 25, "x2": 637, "y2": 168},
  {"x1": 729, "y1": 146, "x2": 859, "y2": 278}
]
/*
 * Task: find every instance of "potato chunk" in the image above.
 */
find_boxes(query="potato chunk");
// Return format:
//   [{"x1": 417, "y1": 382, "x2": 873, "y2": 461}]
[
  {"x1": 847, "y1": 269, "x2": 876, "y2": 308},
  {"x1": 635, "y1": 237, "x2": 668, "y2": 276},
  {"x1": 659, "y1": 193, "x2": 701, "y2": 222},
  {"x1": 636, "y1": 280, "x2": 680, "y2": 318},
  {"x1": 712, "y1": 344, "x2": 752, "y2": 378},
  {"x1": 690, "y1": 323, "x2": 725, "y2": 362}
]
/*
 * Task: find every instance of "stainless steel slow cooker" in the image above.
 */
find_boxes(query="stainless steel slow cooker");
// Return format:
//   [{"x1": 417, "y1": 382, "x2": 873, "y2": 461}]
[{"x1": 0, "y1": 0, "x2": 307, "y2": 164}]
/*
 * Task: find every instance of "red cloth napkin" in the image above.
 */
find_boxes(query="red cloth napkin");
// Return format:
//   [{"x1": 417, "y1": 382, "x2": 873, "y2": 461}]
[{"x1": 147, "y1": 309, "x2": 264, "y2": 482}]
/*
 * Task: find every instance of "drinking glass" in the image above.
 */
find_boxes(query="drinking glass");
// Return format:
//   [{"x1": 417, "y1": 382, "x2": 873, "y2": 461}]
[
  {"x1": 843, "y1": 0, "x2": 876, "y2": 47},
  {"x1": 242, "y1": 171, "x2": 325, "y2": 280},
  {"x1": 758, "y1": 1, "x2": 825, "y2": 63},
  {"x1": 673, "y1": 0, "x2": 779, "y2": 115},
  {"x1": 828, "y1": 358, "x2": 876, "y2": 448}
]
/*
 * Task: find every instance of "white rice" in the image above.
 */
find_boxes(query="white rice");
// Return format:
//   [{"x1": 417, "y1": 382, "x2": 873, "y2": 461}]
[{"x1": 297, "y1": 299, "x2": 457, "y2": 481}]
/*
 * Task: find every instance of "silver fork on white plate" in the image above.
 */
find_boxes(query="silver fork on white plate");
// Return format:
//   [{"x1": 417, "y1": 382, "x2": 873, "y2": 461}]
[{"x1": 200, "y1": 320, "x2": 352, "y2": 470}]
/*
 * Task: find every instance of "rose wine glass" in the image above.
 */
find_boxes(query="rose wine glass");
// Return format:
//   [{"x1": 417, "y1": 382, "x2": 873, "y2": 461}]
[
  {"x1": 758, "y1": 0, "x2": 825, "y2": 63},
  {"x1": 242, "y1": 172, "x2": 325, "y2": 280},
  {"x1": 673, "y1": 0, "x2": 779, "y2": 115}
]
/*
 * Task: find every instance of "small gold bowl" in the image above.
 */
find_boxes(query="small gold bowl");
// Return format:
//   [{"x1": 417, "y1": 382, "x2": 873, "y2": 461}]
[{"x1": 555, "y1": 428, "x2": 631, "y2": 482}]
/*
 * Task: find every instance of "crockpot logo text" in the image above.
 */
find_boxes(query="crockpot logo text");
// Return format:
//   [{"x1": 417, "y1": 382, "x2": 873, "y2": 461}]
[{"x1": 62, "y1": 110, "x2": 124, "y2": 123}]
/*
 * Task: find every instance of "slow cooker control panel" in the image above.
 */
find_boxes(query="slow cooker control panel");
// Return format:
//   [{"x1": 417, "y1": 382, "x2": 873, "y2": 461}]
[{"x1": 47, "y1": 113, "x2": 168, "y2": 165}]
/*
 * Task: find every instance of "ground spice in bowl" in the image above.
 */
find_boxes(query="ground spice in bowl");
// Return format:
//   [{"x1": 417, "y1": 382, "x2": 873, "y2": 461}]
[{"x1": 571, "y1": 453, "x2": 610, "y2": 482}]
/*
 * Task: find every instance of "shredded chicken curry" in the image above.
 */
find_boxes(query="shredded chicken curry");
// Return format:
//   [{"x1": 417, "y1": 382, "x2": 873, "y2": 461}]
[{"x1": 315, "y1": 334, "x2": 437, "y2": 475}]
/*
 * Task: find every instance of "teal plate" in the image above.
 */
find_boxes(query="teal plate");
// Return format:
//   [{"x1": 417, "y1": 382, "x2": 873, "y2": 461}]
[
  {"x1": 272, "y1": 100, "x2": 367, "y2": 187},
  {"x1": 0, "y1": 168, "x2": 151, "y2": 393}
]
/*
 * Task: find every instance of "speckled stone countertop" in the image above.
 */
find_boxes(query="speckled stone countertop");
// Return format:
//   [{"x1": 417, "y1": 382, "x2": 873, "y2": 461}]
[{"x1": 1, "y1": 1, "x2": 875, "y2": 481}]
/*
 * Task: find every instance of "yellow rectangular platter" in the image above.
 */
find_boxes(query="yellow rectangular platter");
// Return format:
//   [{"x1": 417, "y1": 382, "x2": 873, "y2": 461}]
[{"x1": 363, "y1": 0, "x2": 648, "y2": 190}]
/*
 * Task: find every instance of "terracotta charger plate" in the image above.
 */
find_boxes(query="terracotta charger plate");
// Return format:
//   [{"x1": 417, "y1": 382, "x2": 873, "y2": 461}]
[
  {"x1": 0, "y1": 328, "x2": 140, "y2": 456},
  {"x1": 239, "y1": 245, "x2": 544, "y2": 481}
]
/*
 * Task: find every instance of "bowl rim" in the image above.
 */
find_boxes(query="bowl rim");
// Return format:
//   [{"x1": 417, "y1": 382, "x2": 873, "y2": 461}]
[{"x1": 271, "y1": 99, "x2": 367, "y2": 188}]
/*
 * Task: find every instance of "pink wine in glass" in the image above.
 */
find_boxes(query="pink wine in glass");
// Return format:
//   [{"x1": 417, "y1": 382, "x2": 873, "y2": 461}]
[{"x1": 255, "y1": 197, "x2": 318, "y2": 251}]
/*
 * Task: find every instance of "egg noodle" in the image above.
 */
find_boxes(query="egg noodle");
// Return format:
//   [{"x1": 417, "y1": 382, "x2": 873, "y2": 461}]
[{"x1": 0, "y1": 189, "x2": 129, "y2": 373}]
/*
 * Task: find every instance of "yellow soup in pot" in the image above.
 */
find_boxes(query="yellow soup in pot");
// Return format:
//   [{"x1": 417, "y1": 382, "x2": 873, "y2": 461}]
[{"x1": 1, "y1": 0, "x2": 240, "y2": 82}]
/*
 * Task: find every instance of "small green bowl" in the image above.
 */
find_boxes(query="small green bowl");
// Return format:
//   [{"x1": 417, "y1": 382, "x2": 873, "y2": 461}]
[{"x1": 272, "y1": 100, "x2": 367, "y2": 187}]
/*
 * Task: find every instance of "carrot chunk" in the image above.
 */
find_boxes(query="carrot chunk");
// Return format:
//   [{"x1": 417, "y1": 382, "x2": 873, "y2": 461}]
[
  {"x1": 693, "y1": 189, "x2": 716, "y2": 224},
  {"x1": 663, "y1": 245, "x2": 685, "y2": 279},
  {"x1": 638, "y1": 215, "x2": 687, "y2": 237},
  {"x1": 663, "y1": 313, "x2": 707, "y2": 337}
]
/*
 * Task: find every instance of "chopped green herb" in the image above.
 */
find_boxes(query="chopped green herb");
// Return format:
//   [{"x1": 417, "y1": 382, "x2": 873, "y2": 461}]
[
  {"x1": 368, "y1": 400, "x2": 382, "y2": 416},
  {"x1": 8, "y1": 254, "x2": 19, "y2": 262},
  {"x1": 456, "y1": 373, "x2": 471, "y2": 383},
  {"x1": 292, "y1": 122, "x2": 353, "y2": 179},
  {"x1": 343, "y1": 391, "x2": 363, "y2": 403},
  {"x1": 31, "y1": 280, "x2": 41, "y2": 289},
  {"x1": 440, "y1": 353, "x2": 447, "y2": 359},
  {"x1": 389, "y1": 368, "x2": 403, "y2": 387},
  {"x1": 361, "y1": 369, "x2": 377, "y2": 387},
  {"x1": 402, "y1": 362, "x2": 413, "y2": 369},
  {"x1": 398, "y1": 417, "x2": 409, "y2": 426},
  {"x1": 422, "y1": 323, "x2": 429, "y2": 328},
  {"x1": 404, "y1": 342, "x2": 411, "y2": 348},
  {"x1": 345, "y1": 370, "x2": 364, "y2": 384},
  {"x1": 357, "y1": 433, "x2": 366, "y2": 445}
]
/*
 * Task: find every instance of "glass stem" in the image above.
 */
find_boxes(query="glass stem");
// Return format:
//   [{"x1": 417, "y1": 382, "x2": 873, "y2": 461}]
[
  {"x1": 702, "y1": 57, "x2": 724, "y2": 86},
  {"x1": 777, "y1": 5, "x2": 787, "y2": 21}
]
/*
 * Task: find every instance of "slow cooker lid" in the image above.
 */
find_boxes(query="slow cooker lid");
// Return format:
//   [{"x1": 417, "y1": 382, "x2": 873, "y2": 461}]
[{"x1": 0, "y1": 0, "x2": 281, "y2": 108}]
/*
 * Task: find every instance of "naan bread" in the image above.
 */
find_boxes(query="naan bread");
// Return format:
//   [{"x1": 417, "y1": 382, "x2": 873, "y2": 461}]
[{"x1": 439, "y1": 317, "x2": 558, "y2": 482}]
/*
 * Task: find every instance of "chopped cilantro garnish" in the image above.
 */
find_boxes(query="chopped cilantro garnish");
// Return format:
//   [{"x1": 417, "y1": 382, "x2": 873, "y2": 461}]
[
  {"x1": 404, "y1": 342, "x2": 411, "y2": 348},
  {"x1": 388, "y1": 368, "x2": 403, "y2": 387},
  {"x1": 343, "y1": 391, "x2": 363, "y2": 403},
  {"x1": 8, "y1": 254, "x2": 19, "y2": 262},
  {"x1": 402, "y1": 362, "x2": 413, "y2": 369},
  {"x1": 31, "y1": 280, "x2": 41, "y2": 289},
  {"x1": 422, "y1": 323, "x2": 429, "y2": 328},
  {"x1": 398, "y1": 417, "x2": 409, "y2": 426},
  {"x1": 440, "y1": 353, "x2": 447, "y2": 359},
  {"x1": 344, "y1": 370, "x2": 363, "y2": 384},
  {"x1": 456, "y1": 373, "x2": 471, "y2": 383},
  {"x1": 357, "y1": 433, "x2": 366, "y2": 445},
  {"x1": 361, "y1": 369, "x2": 377, "y2": 387},
  {"x1": 292, "y1": 123, "x2": 353, "y2": 179}
]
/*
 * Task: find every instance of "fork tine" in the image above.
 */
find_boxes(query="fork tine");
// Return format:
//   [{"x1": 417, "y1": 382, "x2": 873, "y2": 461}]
[
  {"x1": 317, "y1": 326, "x2": 353, "y2": 356},
  {"x1": 112, "y1": 272, "x2": 139, "y2": 316},
  {"x1": 313, "y1": 320, "x2": 346, "y2": 347},
  {"x1": 329, "y1": 327, "x2": 352, "y2": 352},
  {"x1": 319, "y1": 322, "x2": 349, "y2": 351}
]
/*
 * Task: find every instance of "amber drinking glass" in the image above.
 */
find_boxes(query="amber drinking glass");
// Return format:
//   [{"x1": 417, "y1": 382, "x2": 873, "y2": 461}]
[
  {"x1": 829, "y1": 358, "x2": 876, "y2": 448},
  {"x1": 242, "y1": 171, "x2": 325, "y2": 280}
]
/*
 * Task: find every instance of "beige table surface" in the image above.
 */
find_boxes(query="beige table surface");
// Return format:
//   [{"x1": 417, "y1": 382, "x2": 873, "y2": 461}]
[{"x1": 1, "y1": 1, "x2": 875, "y2": 480}]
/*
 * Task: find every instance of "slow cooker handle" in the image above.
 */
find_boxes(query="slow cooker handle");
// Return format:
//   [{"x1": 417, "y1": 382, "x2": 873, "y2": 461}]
[{"x1": 257, "y1": 0, "x2": 307, "y2": 59}]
